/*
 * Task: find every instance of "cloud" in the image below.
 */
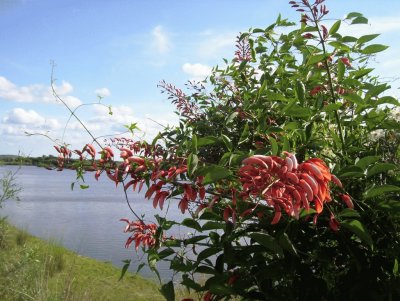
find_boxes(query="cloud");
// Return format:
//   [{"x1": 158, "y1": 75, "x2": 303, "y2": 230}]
[
  {"x1": 2, "y1": 108, "x2": 61, "y2": 131},
  {"x1": 339, "y1": 16, "x2": 400, "y2": 37},
  {"x1": 151, "y1": 25, "x2": 171, "y2": 54},
  {"x1": 196, "y1": 32, "x2": 237, "y2": 59},
  {"x1": 182, "y1": 63, "x2": 212, "y2": 80},
  {"x1": 0, "y1": 76, "x2": 82, "y2": 108},
  {"x1": 94, "y1": 87, "x2": 111, "y2": 98}
]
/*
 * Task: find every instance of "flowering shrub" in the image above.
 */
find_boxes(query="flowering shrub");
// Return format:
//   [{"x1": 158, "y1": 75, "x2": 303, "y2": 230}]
[{"x1": 51, "y1": 0, "x2": 400, "y2": 300}]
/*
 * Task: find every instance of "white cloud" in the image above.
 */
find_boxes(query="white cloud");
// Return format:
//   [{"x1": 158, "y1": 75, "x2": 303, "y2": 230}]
[
  {"x1": 182, "y1": 63, "x2": 212, "y2": 80},
  {"x1": 151, "y1": 25, "x2": 170, "y2": 54},
  {"x1": 196, "y1": 32, "x2": 237, "y2": 59},
  {"x1": 0, "y1": 76, "x2": 82, "y2": 108},
  {"x1": 339, "y1": 16, "x2": 400, "y2": 37},
  {"x1": 94, "y1": 87, "x2": 111, "y2": 98}
]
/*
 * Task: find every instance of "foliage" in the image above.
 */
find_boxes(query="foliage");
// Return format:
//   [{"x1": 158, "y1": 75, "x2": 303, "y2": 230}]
[
  {"x1": 0, "y1": 168, "x2": 21, "y2": 208},
  {"x1": 51, "y1": 0, "x2": 400, "y2": 300}
]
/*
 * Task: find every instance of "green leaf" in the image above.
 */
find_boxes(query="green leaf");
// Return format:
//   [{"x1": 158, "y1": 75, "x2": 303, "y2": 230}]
[
  {"x1": 307, "y1": 53, "x2": 328, "y2": 66},
  {"x1": 202, "y1": 221, "x2": 225, "y2": 231},
  {"x1": 295, "y1": 81, "x2": 305, "y2": 104},
  {"x1": 284, "y1": 105, "x2": 311, "y2": 117},
  {"x1": 158, "y1": 248, "x2": 175, "y2": 259},
  {"x1": 198, "y1": 136, "x2": 218, "y2": 147},
  {"x1": 350, "y1": 68, "x2": 373, "y2": 79},
  {"x1": 119, "y1": 259, "x2": 131, "y2": 281},
  {"x1": 187, "y1": 153, "x2": 199, "y2": 176},
  {"x1": 338, "y1": 208, "x2": 360, "y2": 219},
  {"x1": 80, "y1": 184, "x2": 89, "y2": 189},
  {"x1": 357, "y1": 34, "x2": 380, "y2": 45},
  {"x1": 184, "y1": 235, "x2": 208, "y2": 245},
  {"x1": 329, "y1": 20, "x2": 341, "y2": 35},
  {"x1": 341, "y1": 219, "x2": 373, "y2": 249},
  {"x1": 355, "y1": 156, "x2": 380, "y2": 170},
  {"x1": 181, "y1": 218, "x2": 202, "y2": 232},
  {"x1": 376, "y1": 96, "x2": 400, "y2": 106},
  {"x1": 191, "y1": 134, "x2": 198, "y2": 153},
  {"x1": 345, "y1": 12, "x2": 363, "y2": 19},
  {"x1": 364, "y1": 185, "x2": 400, "y2": 199},
  {"x1": 343, "y1": 93, "x2": 364, "y2": 105},
  {"x1": 70, "y1": 182, "x2": 75, "y2": 191},
  {"x1": 351, "y1": 16, "x2": 368, "y2": 24},
  {"x1": 361, "y1": 44, "x2": 389, "y2": 54},
  {"x1": 394, "y1": 259, "x2": 399, "y2": 276},
  {"x1": 221, "y1": 134, "x2": 233, "y2": 151},
  {"x1": 323, "y1": 103, "x2": 342, "y2": 113},
  {"x1": 239, "y1": 123, "x2": 250, "y2": 145},
  {"x1": 257, "y1": 80, "x2": 268, "y2": 101},
  {"x1": 250, "y1": 233, "x2": 283, "y2": 257},
  {"x1": 269, "y1": 136, "x2": 279, "y2": 156},
  {"x1": 339, "y1": 165, "x2": 365, "y2": 178},
  {"x1": 225, "y1": 112, "x2": 239, "y2": 125},
  {"x1": 367, "y1": 163, "x2": 397, "y2": 177},
  {"x1": 337, "y1": 58, "x2": 345, "y2": 82},
  {"x1": 197, "y1": 247, "x2": 221, "y2": 262},
  {"x1": 197, "y1": 165, "x2": 232, "y2": 184},
  {"x1": 278, "y1": 233, "x2": 297, "y2": 256},
  {"x1": 160, "y1": 281, "x2": 175, "y2": 301}
]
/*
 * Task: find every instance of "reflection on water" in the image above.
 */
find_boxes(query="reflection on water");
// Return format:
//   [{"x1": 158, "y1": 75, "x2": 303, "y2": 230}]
[{"x1": 0, "y1": 165, "x2": 187, "y2": 279}]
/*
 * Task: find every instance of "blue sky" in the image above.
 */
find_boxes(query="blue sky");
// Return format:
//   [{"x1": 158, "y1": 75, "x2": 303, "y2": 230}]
[{"x1": 1, "y1": 0, "x2": 400, "y2": 156}]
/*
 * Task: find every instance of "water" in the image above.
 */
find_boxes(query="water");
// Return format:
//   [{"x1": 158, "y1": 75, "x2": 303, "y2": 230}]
[{"x1": 0, "y1": 165, "x2": 188, "y2": 279}]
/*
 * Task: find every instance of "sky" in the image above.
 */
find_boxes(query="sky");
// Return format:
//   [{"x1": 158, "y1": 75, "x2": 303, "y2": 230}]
[{"x1": 1, "y1": 0, "x2": 400, "y2": 156}]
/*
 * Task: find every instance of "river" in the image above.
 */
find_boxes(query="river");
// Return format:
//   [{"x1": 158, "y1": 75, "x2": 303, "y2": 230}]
[{"x1": 0, "y1": 165, "x2": 189, "y2": 280}]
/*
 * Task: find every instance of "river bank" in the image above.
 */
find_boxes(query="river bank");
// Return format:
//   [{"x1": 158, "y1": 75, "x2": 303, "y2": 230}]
[{"x1": 0, "y1": 219, "x2": 165, "y2": 301}]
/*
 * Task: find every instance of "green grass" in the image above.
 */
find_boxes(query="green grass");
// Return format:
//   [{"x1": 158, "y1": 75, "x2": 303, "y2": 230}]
[{"x1": 0, "y1": 219, "x2": 165, "y2": 301}]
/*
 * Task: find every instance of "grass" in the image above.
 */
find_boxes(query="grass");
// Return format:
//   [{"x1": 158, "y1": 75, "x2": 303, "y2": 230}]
[{"x1": 0, "y1": 219, "x2": 165, "y2": 301}]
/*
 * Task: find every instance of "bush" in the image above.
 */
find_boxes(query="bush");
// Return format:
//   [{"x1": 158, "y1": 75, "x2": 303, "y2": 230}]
[{"x1": 52, "y1": 0, "x2": 400, "y2": 300}]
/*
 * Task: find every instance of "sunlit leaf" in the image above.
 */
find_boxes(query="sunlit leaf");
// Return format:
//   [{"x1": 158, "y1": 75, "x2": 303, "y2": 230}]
[
  {"x1": 361, "y1": 44, "x2": 389, "y2": 54},
  {"x1": 341, "y1": 219, "x2": 373, "y2": 249}
]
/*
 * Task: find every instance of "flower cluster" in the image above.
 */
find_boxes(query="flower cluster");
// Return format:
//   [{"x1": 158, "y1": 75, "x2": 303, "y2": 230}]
[
  {"x1": 120, "y1": 219, "x2": 157, "y2": 250},
  {"x1": 239, "y1": 152, "x2": 349, "y2": 225}
]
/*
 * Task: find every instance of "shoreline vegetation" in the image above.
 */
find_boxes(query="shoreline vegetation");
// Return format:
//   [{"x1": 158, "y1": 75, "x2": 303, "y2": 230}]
[
  {"x1": 0, "y1": 155, "x2": 94, "y2": 170},
  {"x1": 0, "y1": 218, "x2": 165, "y2": 301}
]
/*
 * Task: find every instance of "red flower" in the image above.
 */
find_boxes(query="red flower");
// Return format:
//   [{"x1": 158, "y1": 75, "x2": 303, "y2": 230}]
[
  {"x1": 120, "y1": 219, "x2": 157, "y2": 250},
  {"x1": 340, "y1": 57, "x2": 352, "y2": 67},
  {"x1": 239, "y1": 152, "x2": 343, "y2": 225}
]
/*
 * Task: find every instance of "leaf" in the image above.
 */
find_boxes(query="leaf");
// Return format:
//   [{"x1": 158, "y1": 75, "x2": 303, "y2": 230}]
[
  {"x1": 187, "y1": 153, "x2": 198, "y2": 176},
  {"x1": 119, "y1": 259, "x2": 131, "y2": 281},
  {"x1": 307, "y1": 53, "x2": 328, "y2": 66},
  {"x1": 202, "y1": 221, "x2": 225, "y2": 231},
  {"x1": 284, "y1": 105, "x2": 311, "y2": 117},
  {"x1": 278, "y1": 233, "x2": 297, "y2": 256},
  {"x1": 295, "y1": 81, "x2": 305, "y2": 104},
  {"x1": 339, "y1": 165, "x2": 365, "y2": 178},
  {"x1": 376, "y1": 96, "x2": 399, "y2": 106},
  {"x1": 357, "y1": 34, "x2": 380, "y2": 45},
  {"x1": 225, "y1": 112, "x2": 239, "y2": 125},
  {"x1": 351, "y1": 16, "x2": 368, "y2": 24},
  {"x1": 181, "y1": 218, "x2": 202, "y2": 232},
  {"x1": 323, "y1": 103, "x2": 342, "y2": 113},
  {"x1": 341, "y1": 219, "x2": 373, "y2": 249},
  {"x1": 364, "y1": 185, "x2": 400, "y2": 199},
  {"x1": 238, "y1": 123, "x2": 250, "y2": 145},
  {"x1": 394, "y1": 259, "x2": 399, "y2": 276},
  {"x1": 191, "y1": 134, "x2": 198, "y2": 153},
  {"x1": 337, "y1": 58, "x2": 345, "y2": 82},
  {"x1": 70, "y1": 182, "x2": 75, "y2": 191},
  {"x1": 361, "y1": 44, "x2": 389, "y2": 54},
  {"x1": 343, "y1": 93, "x2": 364, "y2": 105},
  {"x1": 198, "y1": 136, "x2": 218, "y2": 147},
  {"x1": 221, "y1": 134, "x2": 232, "y2": 151},
  {"x1": 197, "y1": 247, "x2": 221, "y2": 262},
  {"x1": 367, "y1": 163, "x2": 397, "y2": 177},
  {"x1": 269, "y1": 136, "x2": 279, "y2": 156},
  {"x1": 329, "y1": 20, "x2": 341, "y2": 35},
  {"x1": 338, "y1": 208, "x2": 360, "y2": 219},
  {"x1": 160, "y1": 281, "x2": 175, "y2": 301},
  {"x1": 250, "y1": 233, "x2": 283, "y2": 257},
  {"x1": 197, "y1": 165, "x2": 232, "y2": 184},
  {"x1": 345, "y1": 12, "x2": 363, "y2": 19},
  {"x1": 355, "y1": 156, "x2": 380, "y2": 170},
  {"x1": 350, "y1": 68, "x2": 373, "y2": 79},
  {"x1": 80, "y1": 184, "x2": 89, "y2": 189},
  {"x1": 158, "y1": 248, "x2": 175, "y2": 259}
]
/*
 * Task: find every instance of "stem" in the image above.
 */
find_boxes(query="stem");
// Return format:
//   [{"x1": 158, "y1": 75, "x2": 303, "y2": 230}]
[{"x1": 307, "y1": 7, "x2": 346, "y2": 154}]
